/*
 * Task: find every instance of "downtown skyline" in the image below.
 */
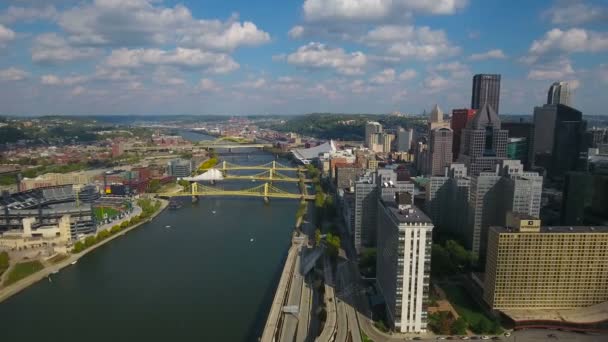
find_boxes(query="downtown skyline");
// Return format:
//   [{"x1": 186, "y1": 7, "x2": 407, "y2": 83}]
[{"x1": 0, "y1": 0, "x2": 607, "y2": 116}]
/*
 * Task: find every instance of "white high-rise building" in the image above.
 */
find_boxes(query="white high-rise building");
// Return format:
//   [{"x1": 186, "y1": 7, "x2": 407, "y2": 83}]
[
  {"x1": 547, "y1": 81, "x2": 571, "y2": 107},
  {"x1": 365, "y1": 121, "x2": 383, "y2": 148},
  {"x1": 467, "y1": 160, "x2": 543, "y2": 264},
  {"x1": 377, "y1": 196, "x2": 433, "y2": 333}
]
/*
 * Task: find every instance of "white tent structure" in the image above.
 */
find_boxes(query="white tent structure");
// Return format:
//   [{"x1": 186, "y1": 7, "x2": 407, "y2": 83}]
[
  {"x1": 180, "y1": 168, "x2": 223, "y2": 182},
  {"x1": 291, "y1": 140, "x2": 336, "y2": 164}
]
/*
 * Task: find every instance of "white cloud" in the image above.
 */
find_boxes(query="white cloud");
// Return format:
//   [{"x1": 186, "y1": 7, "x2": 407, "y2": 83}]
[
  {"x1": 391, "y1": 89, "x2": 409, "y2": 102},
  {"x1": 424, "y1": 74, "x2": 450, "y2": 93},
  {"x1": 433, "y1": 61, "x2": 469, "y2": 78},
  {"x1": 288, "y1": 26, "x2": 305, "y2": 39},
  {"x1": 0, "y1": 5, "x2": 58, "y2": 24},
  {"x1": 179, "y1": 21, "x2": 270, "y2": 51},
  {"x1": 58, "y1": 0, "x2": 270, "y2": 51},
  {"x1": 32, "y1": 33, "x2": 99, "y2": 64},
  {"x1": 363, "y1": 25, "x2": 459, "y2": 60},
  {"x1": 152, "y1": 67, "x2": 186, "y2": 86},
  {"x1": 41, "y1": 74, "x2": 89, "y2": 86},
  {"x1": 198, "y1": 78, "x2": 220, "y2": 92},
  {"x1": 302, "y1": 0, "x2": 467, "y2": 21},
  {"x1": 529, "y1": 28, "x2": 608, "y2": 56},
  {"x1": 469, "y1": 49, "x2": 506, "y2": 61},
  {"x1": 286, "y1": 42, "x2": 367, "y2": 75},
  {"x1": 544, "y1": 1, "x2": 608, "y2": 25},
  {"x1": 238, "y1": 78, "x2": 267, "y2": 89},
  {"x1": 0, "y1": 24, "x2": 15, "y2": 46},
  {"x1": 398, "y1": 69, "x2": 417, "y2": 81},
  {"x1": 371, "y1": 68, "x2": 396, "y2": 84},
  {"x1": 527, "y1": 58, "x2": 575, "y2": 80},
  {"x1": 0, "y1": 67, "x2": 29, "y2": 81},
  {"x1": 70, "y1": 86, "x2": 86, "y2": 96},
  {"x1": 105, "y1": 47, "x2": 239, "y2": 74},
  {"x1": 349, "y1": 79, "x2": 374, "y2": 94}
]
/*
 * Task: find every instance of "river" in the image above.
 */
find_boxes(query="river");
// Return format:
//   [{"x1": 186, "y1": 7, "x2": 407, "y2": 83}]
[{"x1": 0, "y1": 132, "x2": 301, "y2": 341}]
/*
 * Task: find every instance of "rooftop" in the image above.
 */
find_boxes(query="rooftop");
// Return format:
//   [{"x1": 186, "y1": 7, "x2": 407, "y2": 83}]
[
  {"x1": 494, "y1": 225, "x2": 608, "y2": 234},
  {"x1": 381, "y1": 199, "x2": 432, "y2": 225}
]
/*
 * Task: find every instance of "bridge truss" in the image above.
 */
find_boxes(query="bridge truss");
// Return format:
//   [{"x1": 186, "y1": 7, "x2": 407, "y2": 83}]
[{"x1": 157, "y1": 182, "x2": 314, "y2": 201}]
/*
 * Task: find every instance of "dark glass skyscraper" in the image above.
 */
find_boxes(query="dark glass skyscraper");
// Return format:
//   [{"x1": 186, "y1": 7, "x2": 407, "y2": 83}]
[
  {"x1": 471, "y1": 74, "x2": 501, "y2": 113},
  {"x1": 533, "y1": 104, "x2": 585, "y2": 179},
  {"x1": 458, "y1": 103, "x2": 508, "y2": 176}
]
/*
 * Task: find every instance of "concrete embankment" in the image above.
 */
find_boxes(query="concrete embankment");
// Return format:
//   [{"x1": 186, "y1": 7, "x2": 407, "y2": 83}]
[{"x1": 0, "y1": 199, "x2": 168, "y2": 304}]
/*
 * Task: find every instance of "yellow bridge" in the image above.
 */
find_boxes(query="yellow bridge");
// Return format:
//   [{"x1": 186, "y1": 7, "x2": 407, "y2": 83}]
[
  {"x1": 215, "y1": 160, "x2": 302, "y2": 172},
  {"x1": 223, "y1": 169, "x2": 312, "y2": 183},
  {"x1": 157, "y1": 182, "x2": 314, "y2": 201}
]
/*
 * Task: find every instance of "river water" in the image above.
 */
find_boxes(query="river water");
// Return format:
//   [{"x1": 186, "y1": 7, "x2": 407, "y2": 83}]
[{"x1": 0, "y1": 131, "x2": 300, "y2": 341}]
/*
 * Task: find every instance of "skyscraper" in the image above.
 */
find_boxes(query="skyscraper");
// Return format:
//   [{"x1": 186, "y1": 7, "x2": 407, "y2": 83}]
[
  {"x1": 547, "y1": 81, "x2": 571, "y2": 107},
  {"x1": 354, "y1": 172, "x2": 378, "y2": 252},
  {"x1": 426, "y1": 164, "x2": 470, "y2": 239},
  {"x1": 353, "y1": 170, "x2": 414, "y2": 252},
  {"x1": 502, "y1": 121, "x2": 534, "y2": 170},
  {"x1": 428, "y1": 127, "x2": 453, "y2": 176},
  {"x1": 451, "y1": 108, "x2": 476, "y2": 161},
  {"x1": 458, "y1": 103, "x2": 508, "y2": 176},
  {"x1": 377, "y1": 196, "x2": 433, "y2": 333},
  {"x1": 429, "y1": 104, "x2": 448, "y2": 129},
  {"x1": 397, "y1": 127, "x2": 413, "y2": 152},
  {"x1": 365, "y1": 121, "x2": 382, "y2": 148},
  {"x1": 533, "y1": 104, "x2": 585, "y2": 179},
  {"x1": 471, "y1": 74, "x2": 501, "y2": 113},
  {"x1": 467, "y1": 160, "x2": 542, "y2": 263}
]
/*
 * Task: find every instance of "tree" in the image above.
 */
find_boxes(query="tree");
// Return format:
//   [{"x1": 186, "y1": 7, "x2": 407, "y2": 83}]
[
  {"x1": 0, "y1": 251, "x2": 9, "y2": 271},
  {"x1": 445, "y1": 240, "x2": 475, "y2": 270},
  {"x1": 110, "y1": 225, "x2": 121, "y2": 234},
  {"x1": 148, "y1": 179, "x2": 161, "y2": 193},
  {"x1": 84, "y1": 235, "x2": 97, "y2": 247},
  {"x1": 97, "y1": 230, "x2": 110, "y2": 241},
  {"x1": 472, "y1": 318, "x2": 491, "y2": 334},
  {"x1": 451, "y1": 317, "x2": 467, "y2": 335},
  {"x1": 314, "y1": 229, "x2": 321, "y2": 246},
  {"x1": 72, "y1": 241, "x2": 85, "y2": 253},
  {"x1": 325, "y1": 233, "x2": 340, "y2": 258}
]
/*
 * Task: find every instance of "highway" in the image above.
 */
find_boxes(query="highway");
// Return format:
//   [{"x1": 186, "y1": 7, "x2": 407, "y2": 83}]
[{"x1": 279, "y1": 250, "x2": 304, "y2": 341}]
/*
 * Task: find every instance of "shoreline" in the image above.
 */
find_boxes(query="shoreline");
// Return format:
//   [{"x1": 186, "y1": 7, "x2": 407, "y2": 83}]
[{"x1": 0, "y1": 198, "x2": 169, "y2": 305}]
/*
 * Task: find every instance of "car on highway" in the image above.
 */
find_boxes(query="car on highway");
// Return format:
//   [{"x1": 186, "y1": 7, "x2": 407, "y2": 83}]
[
  {"x1": 503, "y1": 332, "x2": 511, "y2": 337},
  {"x1": 460, "y1": 337, "x2": 469, "y2": 340},
  {"x1": 481, "y1": 336, "x2": 490, "y2": 340}
]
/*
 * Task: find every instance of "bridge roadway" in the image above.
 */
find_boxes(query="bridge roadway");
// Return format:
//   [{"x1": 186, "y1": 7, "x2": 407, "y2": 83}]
[{"x1": 157, "y1": 182, "x2": 315, "y2": 201}]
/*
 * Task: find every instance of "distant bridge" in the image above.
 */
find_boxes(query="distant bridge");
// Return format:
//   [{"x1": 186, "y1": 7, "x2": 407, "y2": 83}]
[
  {"x1": 223, "y1": 170, "x2": 312, "y2": 183},
  {"x1": 197, "y1": 138, "x2": 272, "y2": 150},
  {"x1": 157, "y1": 182, "x2": 314, "y2": 201},
  {"x1": 201, "y1": 160, "x2": 304, "y2": 172}
]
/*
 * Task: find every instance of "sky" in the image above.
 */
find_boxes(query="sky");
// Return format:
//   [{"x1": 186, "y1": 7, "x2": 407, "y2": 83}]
[{"x1": 0, "y1": 0, "x2": 607, "y2": 116}]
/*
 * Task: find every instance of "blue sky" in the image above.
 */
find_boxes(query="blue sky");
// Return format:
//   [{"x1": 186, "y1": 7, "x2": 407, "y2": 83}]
[{"x1": 0, "y1": 0, "x2": 607, "y2": 116}]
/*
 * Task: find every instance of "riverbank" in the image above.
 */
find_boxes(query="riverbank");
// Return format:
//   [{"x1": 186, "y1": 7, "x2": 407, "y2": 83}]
[{"x1": 0, "y1": 198, "x2": 168, "y2": 304}]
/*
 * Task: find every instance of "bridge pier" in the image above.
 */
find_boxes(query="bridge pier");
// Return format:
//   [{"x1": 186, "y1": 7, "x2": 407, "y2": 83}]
[
  {"x1": 191, "y1": 195, "x2": 199, "y2": 203},
  {"x1": 263, "y1": 197, "x2": 270, "y2": 205}
]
